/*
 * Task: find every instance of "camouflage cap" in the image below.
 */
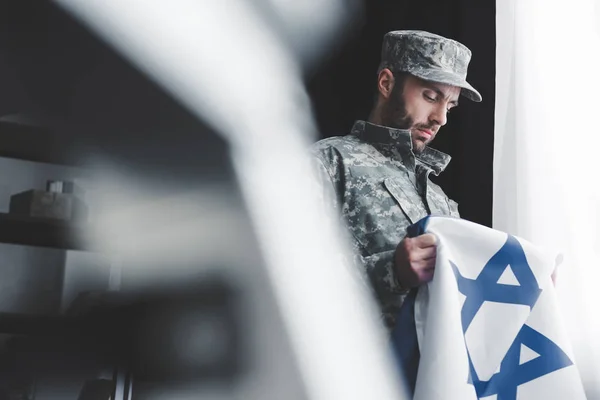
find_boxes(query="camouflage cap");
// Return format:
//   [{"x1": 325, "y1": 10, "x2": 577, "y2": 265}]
[{"x1": 377, "y1": 30, "x2": 482, "y2": 102}]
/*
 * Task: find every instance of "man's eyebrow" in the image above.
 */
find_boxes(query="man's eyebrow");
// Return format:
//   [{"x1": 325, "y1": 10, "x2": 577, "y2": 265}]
[{"x1": 424, "y1": 84, "x2": 459, "y2": 106}]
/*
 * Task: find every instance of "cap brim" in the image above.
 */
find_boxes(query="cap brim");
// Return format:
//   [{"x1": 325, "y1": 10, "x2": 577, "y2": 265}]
[{"x1": 409, "y1": 68, "x2": 482, "y2": 102}]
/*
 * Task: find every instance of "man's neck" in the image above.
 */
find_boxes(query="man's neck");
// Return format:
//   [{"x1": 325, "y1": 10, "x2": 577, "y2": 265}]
[{"x1": 367, "y1": 105, "x2": 384, "y2": 126}]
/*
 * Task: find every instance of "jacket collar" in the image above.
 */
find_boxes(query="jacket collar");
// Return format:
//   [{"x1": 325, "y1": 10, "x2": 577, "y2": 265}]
[{"x1": 350, "y1": 120, "x2": 451, "y2": 176}]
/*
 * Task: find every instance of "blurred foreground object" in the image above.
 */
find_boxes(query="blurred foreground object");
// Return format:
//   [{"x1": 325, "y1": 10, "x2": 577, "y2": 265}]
[{"x1": 0, "y1": 0, "x2": 406, "y2": 399}]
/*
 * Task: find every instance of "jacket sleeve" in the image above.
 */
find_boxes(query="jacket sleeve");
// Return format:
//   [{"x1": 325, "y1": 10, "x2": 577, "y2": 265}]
[{"x1": 310, "y1": 151, "x2": 407, "y2": 310}]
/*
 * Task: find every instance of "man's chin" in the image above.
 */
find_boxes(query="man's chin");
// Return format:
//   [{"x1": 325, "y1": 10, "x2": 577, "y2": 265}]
[{"x1": 412, "y1": 140, "x2": 428, "y2": 154}]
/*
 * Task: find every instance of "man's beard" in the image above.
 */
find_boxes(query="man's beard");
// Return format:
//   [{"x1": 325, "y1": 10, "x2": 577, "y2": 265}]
[
  {"x1": 381, "y1": 85, "x2": 413, "y2": 131},
  {"x1": 381, "y1": 85, "x2": 434, "y2": 154}
]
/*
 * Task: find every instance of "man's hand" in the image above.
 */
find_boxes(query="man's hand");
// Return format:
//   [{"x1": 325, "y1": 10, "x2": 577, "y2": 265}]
[
  {"x1": 551, "y1": 254, "x2": 563, "y2": 287},
  {"x1": 394, "y1": 233, "x2": 437, "y2": 289}
]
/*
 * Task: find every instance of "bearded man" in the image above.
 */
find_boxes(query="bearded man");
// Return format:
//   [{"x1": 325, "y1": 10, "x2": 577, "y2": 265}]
[{"x1": 311, "y1": 30, "x2": 482, "y2": 329}]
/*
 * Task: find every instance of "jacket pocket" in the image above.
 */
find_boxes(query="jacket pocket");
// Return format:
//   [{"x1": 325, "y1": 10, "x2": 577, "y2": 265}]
[{"x1": 383, "y1": 177, "x2": 428, "y2": 224}]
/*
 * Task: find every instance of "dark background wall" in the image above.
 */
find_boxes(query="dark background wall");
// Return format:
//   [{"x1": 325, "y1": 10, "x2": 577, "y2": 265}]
[
  {"x1": 0, "y1": 0, "x2": 496, "y2": 227},
  {"x1": 305, "y1": 0, "x2": 496, "y2": 227}
]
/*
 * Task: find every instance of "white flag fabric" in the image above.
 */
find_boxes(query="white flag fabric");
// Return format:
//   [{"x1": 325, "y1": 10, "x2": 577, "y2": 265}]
[
  {"x1": 494, "y1": 1, "x2": 600, "y2": 396},
  {"x1": 393, "y1": 216, "x2": 587, "y2": 400}
]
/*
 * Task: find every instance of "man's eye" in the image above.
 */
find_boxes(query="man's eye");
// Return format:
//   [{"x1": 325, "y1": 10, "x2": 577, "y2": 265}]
[{"x1": 424, "y1": 94, "x2": 436, "y2": 102}]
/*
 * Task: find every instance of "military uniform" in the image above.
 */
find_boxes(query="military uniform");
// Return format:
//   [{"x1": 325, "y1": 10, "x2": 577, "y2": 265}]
[
  {"x1": 312, "y1": 120, "x2": 460, "y2": 327},
  {"x1": 310, "y1": 30, "x2": 481, "y2": 329}
]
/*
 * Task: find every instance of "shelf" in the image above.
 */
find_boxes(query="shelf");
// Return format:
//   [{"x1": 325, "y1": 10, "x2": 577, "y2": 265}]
[
  {"x1": 0, "y1": 312, "x2": 79, "y2": 336},
  {"x1": 0, "y1": 212, "x2": 92, "y2": 251},
  {"x1": 0, "y1": 121, "x2": 82, "y2": 166}
]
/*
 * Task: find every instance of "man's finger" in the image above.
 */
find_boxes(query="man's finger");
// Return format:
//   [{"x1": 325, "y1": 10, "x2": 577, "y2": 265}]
[
  {"x1": 410, "y1": 246, "x2": 436, "y2": 262},
  {"x1": 413, "y1": 259, "x2": 436, "y2": 272},
  {"x1": 415, "y1": 233, "x2": 437, "y2": 248},
  {"x1": 416, "y1": 268, "x2": 435, "y2": 284}
]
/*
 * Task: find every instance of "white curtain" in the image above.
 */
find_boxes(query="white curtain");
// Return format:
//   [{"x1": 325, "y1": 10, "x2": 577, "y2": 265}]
[{"x1": 495, "y1": 0, "x2": 600, "y2": 397}]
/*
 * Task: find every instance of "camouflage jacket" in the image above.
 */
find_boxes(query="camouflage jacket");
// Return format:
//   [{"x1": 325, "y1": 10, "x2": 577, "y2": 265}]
[{"x1": 311, "y1": 120, "x2": 460, "y2": 328}]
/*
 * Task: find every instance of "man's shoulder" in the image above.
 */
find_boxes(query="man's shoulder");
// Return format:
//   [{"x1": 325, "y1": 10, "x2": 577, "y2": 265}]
[
  {"x1": 312, "y1": 135, "x2": 359, "y2": 149},
  {"x1": 311, "y1": 135, "x2": 367, "y2": 159}
]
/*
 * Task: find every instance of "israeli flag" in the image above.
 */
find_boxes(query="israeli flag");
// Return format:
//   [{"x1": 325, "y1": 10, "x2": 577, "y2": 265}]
[{"x1": 393, "y1": 216, "x2": 587, "y2": 400}]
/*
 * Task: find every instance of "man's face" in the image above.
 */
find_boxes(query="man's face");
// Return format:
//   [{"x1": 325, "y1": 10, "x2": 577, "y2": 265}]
[{"x1": 382, "y1": 74, "x2": 461, "y2": 154}]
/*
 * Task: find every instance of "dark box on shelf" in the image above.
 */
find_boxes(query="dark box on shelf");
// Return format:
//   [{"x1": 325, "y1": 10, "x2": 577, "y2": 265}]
[{"x1": 9, "y1": 189, "x2": 87, "y2": 221}]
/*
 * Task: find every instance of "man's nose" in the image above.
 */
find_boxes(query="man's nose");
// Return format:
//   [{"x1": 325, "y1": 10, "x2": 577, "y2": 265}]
[{"x1": 430, "y1": 105, "x2": 448, "y2": 127}]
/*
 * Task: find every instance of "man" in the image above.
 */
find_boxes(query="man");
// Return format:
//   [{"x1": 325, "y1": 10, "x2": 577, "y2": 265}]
[{"x1": 311, "y1": 30, "x2": 482, "y2": 329}]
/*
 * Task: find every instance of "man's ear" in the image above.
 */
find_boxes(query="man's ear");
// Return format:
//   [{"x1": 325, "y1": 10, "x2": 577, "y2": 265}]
[{"x1": 376, "y1": 68, "x2": 396, "y2": 100}]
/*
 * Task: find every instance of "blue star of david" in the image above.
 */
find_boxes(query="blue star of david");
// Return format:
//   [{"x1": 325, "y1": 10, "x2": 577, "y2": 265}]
[
  {"x1": 451, "y1": 235, "x2": 542, "y2": 332},
  {"x1": 451, "y1": 235, "x2": 573, "y2": 400}
]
